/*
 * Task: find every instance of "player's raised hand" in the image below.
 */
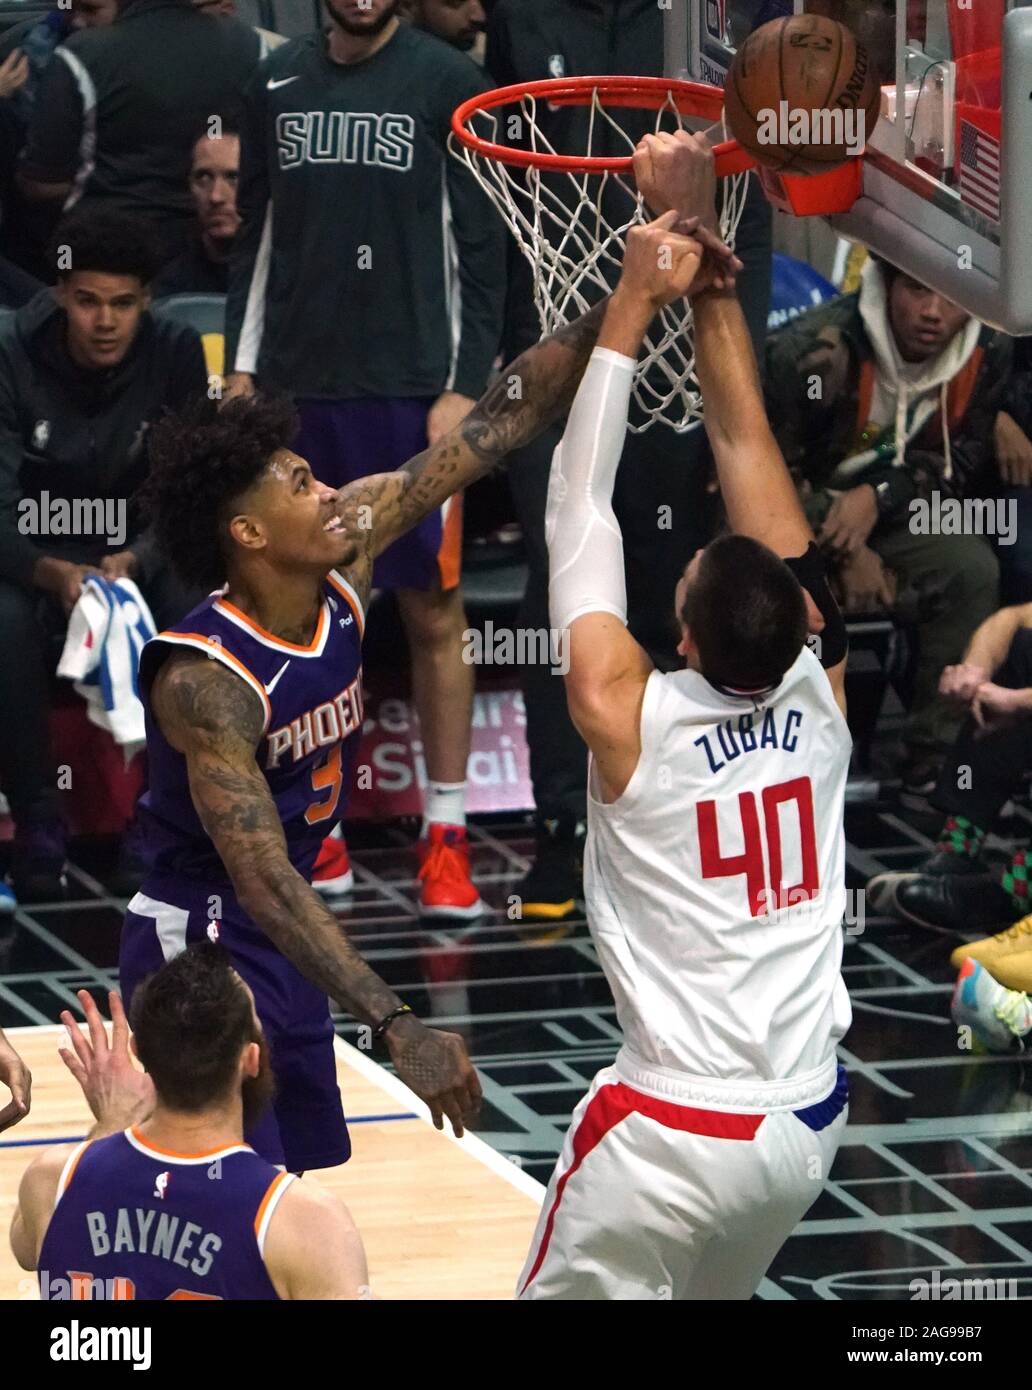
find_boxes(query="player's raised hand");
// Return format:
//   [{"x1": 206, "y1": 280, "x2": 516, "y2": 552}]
[
  {"x1": 385, "y1": 1013, "x2": 482, "y2": 1138},
  {"x1": 0, "y1": 1028, "x2": 31, "y2": 1133},
  {"x1": 632, "y1": 132, "x2": 742, "y2": 296},
  {"x1": 618, "y1": 210, "x2": 703, "y2": 309},
  {"x1": 633, "y1": 129, "x2": 719, "y2": 229},
  {"x1": 679, "y1": 215, "x2": 744, "y2": 296},
  {"x1": 59, "y1": 990, "x2": 155, "y2": 1130}
]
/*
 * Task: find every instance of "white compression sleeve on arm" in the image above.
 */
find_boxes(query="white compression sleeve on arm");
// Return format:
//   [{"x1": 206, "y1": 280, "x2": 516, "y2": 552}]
[{"x1": 546, "y1": 346, "x2": 635, "y2": 633}]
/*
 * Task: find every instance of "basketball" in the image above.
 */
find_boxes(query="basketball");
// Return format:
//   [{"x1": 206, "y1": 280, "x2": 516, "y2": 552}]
[{"x1": 723, "y1": 14, "x2": 882, "y2": 176}]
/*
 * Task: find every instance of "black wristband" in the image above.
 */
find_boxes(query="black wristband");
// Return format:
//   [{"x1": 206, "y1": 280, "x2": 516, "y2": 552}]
[
  {"x1": 372, "y1": 1004, "x2": 413, "y2": 1044},
  {"x1": 783, "y1": 543, "x2": 848, "y2": 669}
]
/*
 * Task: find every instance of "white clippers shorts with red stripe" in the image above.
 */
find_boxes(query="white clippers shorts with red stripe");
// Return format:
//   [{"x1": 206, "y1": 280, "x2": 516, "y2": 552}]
[{"x1": 517, "y1": 1056, "x2": 848, "y2": 1301}]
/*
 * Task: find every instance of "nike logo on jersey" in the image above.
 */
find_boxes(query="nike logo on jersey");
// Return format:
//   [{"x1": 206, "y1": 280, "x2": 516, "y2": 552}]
[
  {"x1": 265, "y1": 660, "x2": 291, "y2": 696},
  {"x1": 267, "y1": 75, "x2": 301, "y2": 90}
]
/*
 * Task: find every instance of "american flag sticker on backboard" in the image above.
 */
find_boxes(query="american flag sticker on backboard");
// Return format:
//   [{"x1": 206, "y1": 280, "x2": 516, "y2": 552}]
[{"x1": 958, "y1": 120, "x2": 1001, "y2": 222}]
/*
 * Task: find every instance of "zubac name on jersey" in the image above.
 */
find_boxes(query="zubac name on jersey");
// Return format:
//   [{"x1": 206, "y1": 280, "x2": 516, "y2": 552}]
[{"x1": 693, "y1": 705, "x2": 805, "y2": 777}]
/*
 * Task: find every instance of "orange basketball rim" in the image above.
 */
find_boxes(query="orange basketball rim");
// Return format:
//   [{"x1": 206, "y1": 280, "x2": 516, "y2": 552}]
[{"x1": 452, "y1": 74, "x2": 755, "y2": 177}]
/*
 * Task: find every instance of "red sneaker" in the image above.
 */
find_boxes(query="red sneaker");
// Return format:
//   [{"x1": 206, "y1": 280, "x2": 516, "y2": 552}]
[
  {"x1": 417, "y1": 824, "x2": 484, "y2": 919},
  {"x1": 312, "y1": 835, "x2": 354, "y2": 897}
]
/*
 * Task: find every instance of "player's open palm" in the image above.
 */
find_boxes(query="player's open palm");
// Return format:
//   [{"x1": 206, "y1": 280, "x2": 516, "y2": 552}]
[
  {"x1": 386, "y1": 1016, "x2": 482, "y2": 1137},
  {"x1": 59, "y1": 989, "x2": 155, "y2": 1130},
  {"x1": 621, "y1": 211, "x2": 703, "y2": 308}
]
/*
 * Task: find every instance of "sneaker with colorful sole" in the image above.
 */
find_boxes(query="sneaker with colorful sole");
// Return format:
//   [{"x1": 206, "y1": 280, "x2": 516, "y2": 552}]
[
  {"x1": 948, "y1": 914, "x2": 1032, "y2": 992},
  {"x1": 951, "y1": 957, "x2": 1032, "y2": 1053}
]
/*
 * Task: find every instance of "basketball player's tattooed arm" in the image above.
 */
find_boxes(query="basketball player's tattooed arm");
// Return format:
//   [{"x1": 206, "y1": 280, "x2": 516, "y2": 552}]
[
  {"x1": 150, "y1": 653, "x2": 483, "y2": 1136},
  {"x1": 331, "y1": 300, "x2": 610, "y2": 607}
]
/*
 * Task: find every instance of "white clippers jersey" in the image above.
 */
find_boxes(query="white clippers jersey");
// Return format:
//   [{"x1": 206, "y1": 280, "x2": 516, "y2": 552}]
[{"x1": 584, "y1": 646, "x2": 852, "y2": 1107}]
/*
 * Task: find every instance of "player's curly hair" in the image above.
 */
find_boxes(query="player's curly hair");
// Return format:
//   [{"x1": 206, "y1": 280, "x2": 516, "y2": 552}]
[
  {"x1": 49, "y1": 206, "x2": 162, "y2": 285},
  {"x1": 139, "y1": 392, "x2": 298, "y2": 591}
]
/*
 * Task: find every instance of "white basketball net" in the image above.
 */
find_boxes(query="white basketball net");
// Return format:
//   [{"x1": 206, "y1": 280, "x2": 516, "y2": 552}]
[{"x1": 451, "y1": 86, "x2": 750, "y2": 433}]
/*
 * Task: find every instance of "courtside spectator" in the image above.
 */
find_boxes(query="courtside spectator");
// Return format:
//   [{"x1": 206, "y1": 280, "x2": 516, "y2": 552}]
[
  {"x1": 408, "y1": 0, "x2": 485, "y2": 52},
  {"x1": 152, "y1": 120, "x2": 240, "y2": 299},
  {"x1": 0, "y1": 3, "x2": 118, "y2": 282},
  {"x1": 224, "y1": 0, "x2": 505, "y2": 915},
  {"x1": 18, "y1": 0, "x2": 261, "y2": 263},
  {"x1": 0, "y1": 31, "x2": 45, "y2": 303},
  {"x1": 765, "y1": 256, "x2": 1010, "y2": 796},
  {"x1": 0, "y1": 210, "x2": 207, "y2": 904},
  {"x1": 993, "y1": 340, "x2": 1032, "y2": 605},
  {"x1": 868, "y1": 603, "x2": 1032, "y2": 936},
  {"x1": 866, "y1": 603, "x2": 1032, "y2": 1057},
  {"x1": 0, "y1": 1, "x2": 117, "y2": 129}
]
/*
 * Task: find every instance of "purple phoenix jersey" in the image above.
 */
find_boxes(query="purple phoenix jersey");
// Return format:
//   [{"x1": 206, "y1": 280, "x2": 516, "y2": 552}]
[
  {"x1": 136, "y1": 569, "x2": 365, "y2": 885},
  {"x1": 37, "y1": 1129, "x2": 296, "y2": 1301}
]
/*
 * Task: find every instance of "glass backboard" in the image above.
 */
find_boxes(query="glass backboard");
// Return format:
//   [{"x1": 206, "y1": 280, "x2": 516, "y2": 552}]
[{"x1": 672, "y1": 0, "x2": 1032, "y2": 334}]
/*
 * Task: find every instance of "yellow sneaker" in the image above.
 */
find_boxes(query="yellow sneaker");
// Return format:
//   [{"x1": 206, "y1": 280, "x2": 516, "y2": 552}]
[{"x1": 950, "y1": 914, "x2": 1032, "y2": 992}]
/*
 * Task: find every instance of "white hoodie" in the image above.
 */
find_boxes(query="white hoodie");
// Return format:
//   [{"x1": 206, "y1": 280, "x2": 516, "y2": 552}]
[{"x1": 830, "y1": 258, "x2": 983, "y2": 488}]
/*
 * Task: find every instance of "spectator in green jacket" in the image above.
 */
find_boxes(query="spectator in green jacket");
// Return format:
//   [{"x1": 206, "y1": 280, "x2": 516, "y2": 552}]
[{"x1": 765, "y1": 255, "x2": 1012, "y2": 795}]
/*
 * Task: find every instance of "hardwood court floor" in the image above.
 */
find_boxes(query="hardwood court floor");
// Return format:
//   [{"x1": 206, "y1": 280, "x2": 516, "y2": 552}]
[{"x1": 0, "y1": 1028, "x2": 542, "y2": 1301}]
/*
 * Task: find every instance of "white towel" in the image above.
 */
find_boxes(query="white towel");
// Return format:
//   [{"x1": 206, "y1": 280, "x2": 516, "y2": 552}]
[{"x1": 57, "y1": 577, "x2": 157, "y2": 761}]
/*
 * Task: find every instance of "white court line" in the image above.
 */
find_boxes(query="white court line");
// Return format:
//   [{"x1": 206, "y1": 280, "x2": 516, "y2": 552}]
[
  {"x1": 333, "y1": 1036, "x2": 546, "y2": 1205},
  {"x1": 7, "y1": 1023, "x2": 82, "y2": 1038}
]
